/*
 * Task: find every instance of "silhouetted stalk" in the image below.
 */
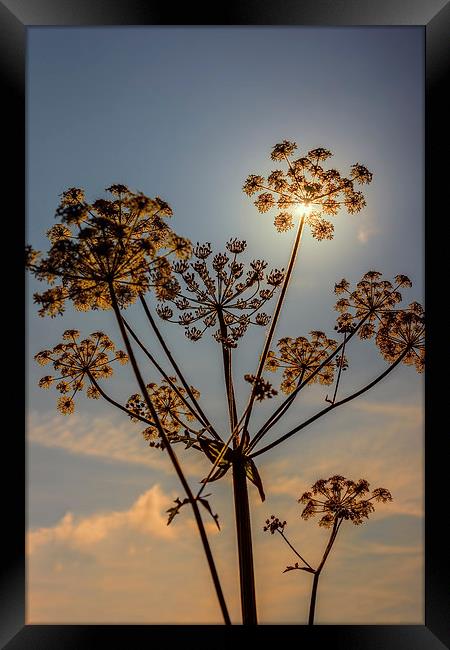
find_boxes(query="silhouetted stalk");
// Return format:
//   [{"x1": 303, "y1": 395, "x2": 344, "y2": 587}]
[
  {"x1": 87, "y1": 373, "x2": 154, "y2": 427},
  {"x1": 122, "y1": 315, "x2": 222, "y2": 441},
  {"x1": 217, "y1": 310, "x2": 257, "y2": 624},
  {"x1": 308, "y1": 519, "x2": 342, "y2": 625},
  {"x1": 218, "y1": 311, "x2": 239, "y2": 437},
  {"x1": 248, "y1": 317, "x2": 368, "y2": 453},
  {"x1": 109, "y1": 284, "x2": 231, "y2": 626},
  {"x1": 233, "y1": 457, "x2": 258, "y2": 624},
  {"x1": 242, "y1": 215, "x2": 305, "y2": 441},
  {"x1": 327, "y1": 333, "x2": 348, "y2": 404},
  {"x1": 250, "y1": 280, "x2": 405, "y2": 451},
  {"x1": 278, "y1": 531, "x2": 314, "y2": 571},
  {"x1": 250, "y1": 351, "x2": 407, "y2": 458},
  {"x1": 139, "y1": 294, "x2": 216, "y2": 437}
]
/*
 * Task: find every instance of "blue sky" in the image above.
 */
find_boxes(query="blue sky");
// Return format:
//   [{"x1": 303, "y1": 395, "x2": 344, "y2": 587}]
[{"x1": 27, "y1": 26, "x2": 424, "y2": 624}]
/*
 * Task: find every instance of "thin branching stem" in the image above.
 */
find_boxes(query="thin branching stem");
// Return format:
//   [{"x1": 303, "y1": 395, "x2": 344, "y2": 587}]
[
  {"x1": 242, "y1": 215, "x2": 306, "y2": 445},
  {"x1": 217, "y1": 310, "x2": 238, "y2": 434},
  {"x1": 247, "y1": 317, "x2": 369, "y2": 453},
  {"x1": 278, "y1": 531, "x2": 314, "y2": 571},
  {"x1": 108, "y1": 284, "x2": 231, "y2": 626},
  {"x1": 250, "y1": 351, "x2": 407, "y2": 458},
  {"x1": 122, "y1": 315, "x2": 222, "y2": 441},
  {"x1": 87, "y1": 373, "x2": 155, "y2": 427},
  {"x1": 139, "y1": 295, "x2": 217, "y2": 440},
  {"x1": 327, "y1": 333, "x2": 347, "y2": 404}
]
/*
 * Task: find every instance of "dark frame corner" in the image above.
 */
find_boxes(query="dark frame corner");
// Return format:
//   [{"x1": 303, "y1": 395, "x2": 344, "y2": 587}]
[{"x1": 2, "y1": 0, "x2": 449, "y2": 647}]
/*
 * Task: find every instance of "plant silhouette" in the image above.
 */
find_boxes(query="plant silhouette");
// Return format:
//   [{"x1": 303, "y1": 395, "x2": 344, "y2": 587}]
[
  {"x1": 27, "y1": 141, "x2": 424, "y2": 625},
  {"x1": 264, "y1": 475, "x2": 393, "y2": 624}
]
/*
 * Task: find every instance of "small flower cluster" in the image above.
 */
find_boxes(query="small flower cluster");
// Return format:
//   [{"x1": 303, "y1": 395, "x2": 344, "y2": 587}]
[
  {"x1": 156, "y1": 238, "x2": 284, "y2": 347},
  {"x1": 125, "y1": 378, "x2": 201, "y2": 448},
  {"x1": 334, "y1": 271, "x2": 425, "y2": 371},
  {"x1": 263, "y1": 515, "x2": 286, "y2": 535},
  {"x1": 35, "y1": 330, "x2": 128, "y2": 414},
  {"x1": 266, "y1": 331, "x2": 339, "y2": 394},
  {"x1": 27, "y1": 185, "x2": 192, "y2": 316},
  {"x1": 244, "y1": 374, "x2": 278, "y2": 401},
  {"x1": 298, "y1": 475, "x2": 392, "y2": 528},
  {"x1": 243, "y1": 140, "x2": 373, "y2": 239}
]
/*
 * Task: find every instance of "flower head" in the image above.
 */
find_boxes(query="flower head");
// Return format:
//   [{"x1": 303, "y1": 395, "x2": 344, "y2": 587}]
[
  {"x1": 334, "y1": 271, "x2": 409, "y2": 334},
  {"x1": 243, "y1": 141, "x2": 373, "y2": 239},
  {"x1": 156, "y1": 239, "x2": 284, "y2": 346},
  {"x1": 333, "y1": 272, "x2": 425, "y2": 372},
  {"x1": 298, "y1": 475, "x2": 392, "y2": 528},
  {"x1": 126, "y1": 378, "x2": 201, "y2": 447},
  {"x1": 244, "y1": 374, "x2": 278, "y2": 401},
  {"x1": 266, "y1": 331, "x2": 339, "y2": 394},
  {"x1": 35, "y1": 330, "x2": 128, "y2": 414},
  {"x1": 263, "y1": 515, "x2": 286, "y2": 534},
  {"x1": 28, "y1": 185, "x2": 192, "y2": 316},
  {"x1": 376, "y1": 306, "x2": 425, "y2": 372}
]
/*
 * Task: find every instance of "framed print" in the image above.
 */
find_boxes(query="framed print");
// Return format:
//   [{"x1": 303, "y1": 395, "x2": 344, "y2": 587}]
[{"x1": 1, "y1": 0, "x2": 449, "y2": 647}]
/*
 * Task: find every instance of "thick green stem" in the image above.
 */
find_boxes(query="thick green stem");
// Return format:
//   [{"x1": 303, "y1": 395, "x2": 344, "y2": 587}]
[
  {"x1": 233, "y1": 457, "x2": 258, "y2": 625},
  {"x1": 217, "y1": 310, "x2": 257, "y2": 624}
]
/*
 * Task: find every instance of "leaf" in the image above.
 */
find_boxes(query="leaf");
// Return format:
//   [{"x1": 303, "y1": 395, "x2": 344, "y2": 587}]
[
  {"x1": 198, "y1": 439, "x2": 234, "y2": 466},
  {"x1": 166, "y1": 497, "x2": 189, "y2": 525},
  {"x1": 198, "y1": 496, "x2": 221, "y2": 530},
  {"x1": 183, "y1": 434, "x2": 199, "y2": 449},
  {"x1": 244, "y1": 458, "x2": 266, "y2": 502},
  {"x1": 283, "y1": 562, "x2": 315, "y2": 574},
  {"x1": 167, "y1": 495, "x2": 221, "y2": 531},
  {"x1": 200, "y1": 462, "x2": 232, "y2": 484}
]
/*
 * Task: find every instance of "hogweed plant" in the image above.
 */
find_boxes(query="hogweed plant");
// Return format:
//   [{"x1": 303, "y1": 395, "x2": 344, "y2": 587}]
[
  {"x1": 264, "y1": 475, "x2": 393, "y2": 624},
  {"x1": 27, "y1": 140, "x2": 425, "y2": 625}
]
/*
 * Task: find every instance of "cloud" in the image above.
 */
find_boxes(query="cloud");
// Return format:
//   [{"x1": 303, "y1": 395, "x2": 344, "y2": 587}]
[
  {"x1": 27, "y1": 483, "x2": 238, "y2": 624},
  {"x1": 28, "y1": 485, "x2": 178, "y2": 556},
  {"x1": 27, "y1": 394, "x2": 424, "y2": 624},
  {"x1": 27, "y1": 480, "x2": 423, "y2": 625},
  {"x1": 28, "y1": 410, "x2": 209, "y2": 477}
]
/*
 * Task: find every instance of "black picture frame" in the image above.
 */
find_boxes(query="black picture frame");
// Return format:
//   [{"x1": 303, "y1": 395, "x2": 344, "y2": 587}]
[{"x1": 2, "y1": 0, "x2": 449, "y2": 646}]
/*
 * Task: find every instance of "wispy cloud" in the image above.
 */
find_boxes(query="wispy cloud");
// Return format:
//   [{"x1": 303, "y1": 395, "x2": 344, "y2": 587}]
[
  {"x1": 258, "y1": 396, "x2": 424, "y2": 520},
  {"x1": 28, "y1": 411, "x2": 209, "y2": 477},
  {"x1": 350, "y1": 399, "x2": 423, "y2": 420}
]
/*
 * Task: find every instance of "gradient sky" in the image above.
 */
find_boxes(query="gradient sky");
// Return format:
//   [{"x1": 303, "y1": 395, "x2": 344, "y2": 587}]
[{"x1": 26, "y1": 26, "x2": 424, "y2": 624}]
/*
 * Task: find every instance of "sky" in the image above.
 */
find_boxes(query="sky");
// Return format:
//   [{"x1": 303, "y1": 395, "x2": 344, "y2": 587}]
[{"x1": 26, "y1": 26, "x2": 424, "y2": 624}]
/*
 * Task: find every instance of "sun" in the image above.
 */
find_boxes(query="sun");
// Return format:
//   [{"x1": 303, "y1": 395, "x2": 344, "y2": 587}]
[{"x1": 294, "y1": 202, "x2": 313, "y2": 216}]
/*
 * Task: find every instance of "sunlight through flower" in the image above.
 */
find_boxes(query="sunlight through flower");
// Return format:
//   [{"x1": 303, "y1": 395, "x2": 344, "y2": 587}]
[{"x1": 243, "y1": 141, "x2": 373, "y2": 238}]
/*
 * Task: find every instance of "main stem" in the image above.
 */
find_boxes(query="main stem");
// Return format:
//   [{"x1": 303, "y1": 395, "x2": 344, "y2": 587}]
[
  {"x1": 109, "y1": 286, "x2": 231, "y2": 625},
  {"x1": 218, "y1": 311, "x2": 257, "y2": 625},
  {"x1": 233, "y1": 457, "x2": 258, "y2": 625}
]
